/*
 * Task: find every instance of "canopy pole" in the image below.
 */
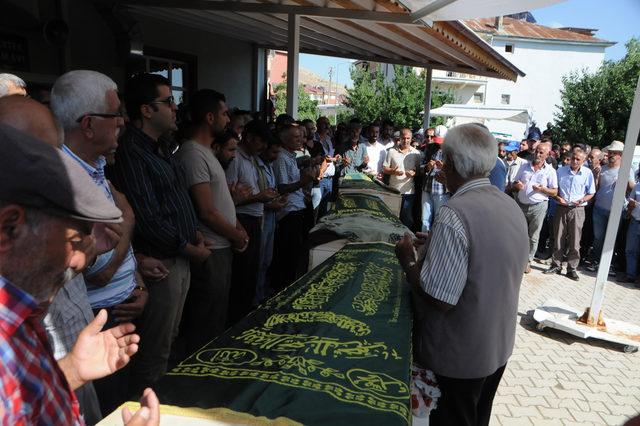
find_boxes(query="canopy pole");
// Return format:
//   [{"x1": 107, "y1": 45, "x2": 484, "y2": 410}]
[
  {"x1": 588, "y1": 75, "x2": 640, "y2": 324},
  {"x1": 286, "y1": 13, "x2": 300, "y2": 118},
  {"x1": 423, "y1": 67, "x2": 433, "y2": 130}
]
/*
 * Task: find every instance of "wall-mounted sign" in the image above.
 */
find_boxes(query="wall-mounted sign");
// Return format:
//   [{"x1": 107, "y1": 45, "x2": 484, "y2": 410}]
[{"x1": 0, "y1": 33, "x2": 29, "y2": 71}]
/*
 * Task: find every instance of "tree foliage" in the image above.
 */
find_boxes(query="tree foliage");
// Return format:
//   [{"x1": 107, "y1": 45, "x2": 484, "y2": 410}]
[
  {"x1": 553, "y1": 38, "x2": 640, "y2": 147},
  {"x1": 343, "y1": 64, "x2": 455, "y2": 129},
  {"x1": 273, "y1": 82, "x2": 319, "y2": 121}
]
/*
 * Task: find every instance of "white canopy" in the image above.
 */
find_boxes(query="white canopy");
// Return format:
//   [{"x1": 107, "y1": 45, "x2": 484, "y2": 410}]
[
  {"x1": 399, "y1": 0, "x2": 565, "y2": 22},
  {"x1": 429, "y1": 104, "x2": 531, "y2": 123}
]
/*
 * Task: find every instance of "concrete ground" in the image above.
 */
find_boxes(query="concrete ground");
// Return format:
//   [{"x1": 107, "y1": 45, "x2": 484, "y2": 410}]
[{"x1": 490, "y1": 263, "x2": 640, "y2": 425}]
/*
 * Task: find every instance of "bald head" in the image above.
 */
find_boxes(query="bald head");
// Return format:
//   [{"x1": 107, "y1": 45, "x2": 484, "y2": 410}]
[{"x1": 0, "y1": 95, "x2": 62, "y2": 147}]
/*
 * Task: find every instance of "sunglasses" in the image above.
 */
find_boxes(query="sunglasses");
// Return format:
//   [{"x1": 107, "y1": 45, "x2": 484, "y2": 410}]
[
  {"x1": 149, "y1": 95, "x2": 175, "y2": 106},
  {"x1": 76, "y1": 112, "x2": 124, "y2": 123}
]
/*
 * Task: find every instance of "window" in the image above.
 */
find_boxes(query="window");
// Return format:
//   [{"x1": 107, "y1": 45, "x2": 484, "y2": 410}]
[
  {"x1": 473, "y1": 92, "x2": 484, "y2": 103},
  {"x1": 501, "y1": 94, "x2": 511, "y2": 105},
  {"x1": 505, "y1": 44, "x2": 514, "y2": 53},
  {"x1": 127, "y1": 46, "x2": 197, "y2": 106}
]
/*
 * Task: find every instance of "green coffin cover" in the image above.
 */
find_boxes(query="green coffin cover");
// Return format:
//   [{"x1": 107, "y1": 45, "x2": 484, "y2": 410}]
[{"x1": 156, "y1": 242, "x2": 412, "y2": 425}]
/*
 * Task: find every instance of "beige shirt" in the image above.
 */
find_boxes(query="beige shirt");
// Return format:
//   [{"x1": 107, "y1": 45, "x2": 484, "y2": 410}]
[
  {"x1": 177, "y1": 140, "x2": 236, "y2": 249},
  {"x1": 384, "y1": 146, "x2": 421, "y2": 194}
]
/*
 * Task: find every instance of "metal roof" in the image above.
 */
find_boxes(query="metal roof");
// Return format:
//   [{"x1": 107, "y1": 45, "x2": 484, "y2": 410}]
[
  {"x1": 120, "y1": 0, "x2": 526, "y2": 81},
  {"x1": 465, "y1": 17, "x2": 616, "y2": 46}
]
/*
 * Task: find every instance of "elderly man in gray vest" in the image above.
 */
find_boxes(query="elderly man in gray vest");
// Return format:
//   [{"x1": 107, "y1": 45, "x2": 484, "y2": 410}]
[{"x1": 396, "y1": 123, "x2": 528, "y2": 426}]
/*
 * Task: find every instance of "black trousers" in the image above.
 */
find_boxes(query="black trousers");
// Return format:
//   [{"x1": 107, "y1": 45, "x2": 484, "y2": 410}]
[
  {"x1": 227, "y1": 214, "x2": 262, "y2": 326},
  {"x1": 430, "y1": 364, "x2": 506, "y2": 426},
  {"x1": 271, "y1": 210, "x2": 305, "y2": 292}
]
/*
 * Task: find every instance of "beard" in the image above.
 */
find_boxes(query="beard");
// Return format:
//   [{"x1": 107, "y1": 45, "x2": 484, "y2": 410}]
[{"x1": 3, "y1": 233, "x2": 75, "y2": 305}]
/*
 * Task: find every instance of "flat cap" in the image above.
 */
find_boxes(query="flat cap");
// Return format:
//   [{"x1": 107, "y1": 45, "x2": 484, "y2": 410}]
[{"x1": 0, "y1": 123, "x2": 122, "y2": 223}]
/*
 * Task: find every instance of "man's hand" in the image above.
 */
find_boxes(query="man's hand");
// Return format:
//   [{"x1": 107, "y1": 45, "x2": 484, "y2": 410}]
[
  {"x1": 257, "y1": 188, "x2": 278, "y2": 202},
  {"x1": 532, "y1": 183, "x2": 545, "y2": 193},
  {"x1": 363, "y1": 154, "x2": 369, "y2": 165},
  {"x1": 122, "y1": 388, "x2": 160, "y2": 426},
  {"x1": 395, "y1": 233, "x2": 417, "y2": 271},
  {"x1": 556, "y1": 196, "x2": 568, "y2": 206},
  {"x1": 112, "y1": 286, "x2": 148, "y2": 323},
  {"x1": 425, "y1": 160, "x2": 436, "y2": 172},
  {"x1": 512, "y1": 180, "x2": 524, "y2": 191},
  {"x1": 629, "y1": 198, "x2": 638, "y2": 211},
  {"x1": 137, "y1": 255, "x2": 169, "y2": 281},
  {"x1": 434, "y1": 170, "x2": 446, "y2": 185},
  {"x1": 342, "y1": 156, "x2": 351, "y2": 166},
  {"x1": 231, "y1": 228, "x2": 250, "y2": 251},
  {"x1": 229, "y1": 182, "x2": 253, "y2": 205},
  {"x1": 405, "y1": 169, "x2": 416, "y2": 178},
  {"x1": 93, "y1": 222, "x2": 122, "y2": 255},
  {"x1": 60, "y1": 310, "x2": 139, "y2": 390}
]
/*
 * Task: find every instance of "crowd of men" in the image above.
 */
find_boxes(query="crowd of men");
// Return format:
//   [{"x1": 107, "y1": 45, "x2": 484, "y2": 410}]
[{"x1": 1, "y1": 68, "x2": 638, "y2": 426}]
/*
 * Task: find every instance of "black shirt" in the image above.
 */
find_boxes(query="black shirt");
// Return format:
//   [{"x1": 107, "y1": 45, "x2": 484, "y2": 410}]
[{"x1": 108, "y1": 124, "x2": 198, "y2": 259}]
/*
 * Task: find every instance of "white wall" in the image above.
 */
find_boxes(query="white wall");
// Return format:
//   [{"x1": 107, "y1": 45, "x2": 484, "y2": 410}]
[{"x1": 485, "y1": 38, "x2": 607, "y2": 128}]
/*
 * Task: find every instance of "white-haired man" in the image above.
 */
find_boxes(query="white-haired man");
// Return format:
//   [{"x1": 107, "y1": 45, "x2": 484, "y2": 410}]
[
  {"x1": 0, "y1": 73, "x2": 27, "y2": 97},
  {"x1": 509, "y1": 141, "x2": 558, "y2": 272},
  {"x1": 51, "y1": 70, "x2": 149, "y2": 414},
  {"x1": 396, "y1": 123, "x2": 528, "y2": 426}
]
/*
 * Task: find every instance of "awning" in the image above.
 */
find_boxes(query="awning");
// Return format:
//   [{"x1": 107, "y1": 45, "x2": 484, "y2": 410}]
[
  {"x1": 119, "y1": 0, "x2": 529, "y2": 81},
  {"x1": 397, "y1": 0, "x2": 565, "y2": 22},
  {"x1": 430, "y1": 103, "x2": 531, "y2": 123}
]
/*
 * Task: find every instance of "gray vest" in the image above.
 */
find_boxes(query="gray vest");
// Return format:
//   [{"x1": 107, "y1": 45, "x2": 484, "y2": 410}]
[{"x1": 414, "y1": 184, "x2": 528, "y2": 379}]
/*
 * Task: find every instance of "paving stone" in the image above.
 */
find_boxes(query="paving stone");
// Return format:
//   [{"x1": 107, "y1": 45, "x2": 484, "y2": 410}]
[
  {"x1": 587, "y1": 400, "x2": 611, "y2": 415},
  {"x1": 515, "y1": 395, "x2": 547, "y2": 407},
  {"x1": 538, "y1": 407, "x2": 573, "y2": 420},
  {"x1": 496, "y1": 415, "x2": 534, "y2": 426},
  {"x1": 600, "y1": 413, "x2": 631, "y2": 425},
  {"x1": 568, "y1": 410, "x2": 604, "y2": 424},
  {"x1": 508, "y1": 405, "x2": 541, "y2": 418}
]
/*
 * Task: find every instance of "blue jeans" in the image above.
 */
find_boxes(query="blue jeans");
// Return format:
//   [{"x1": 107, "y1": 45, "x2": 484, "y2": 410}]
[
  {"x1": 591, "y1": 206, "x2": 610, "y2": 262},
  {"x1": 626, "y1": 219, "x2": 640, "y2": 279},
  {"x1": 400, "y1": 194, "x2": 416, "y2": 230},
  {"x1": 318, "y1": 177, "x2": 333, "y2": 217},
  {"x1": 256, "y1": 212, "x2": 276, "y2": 304},
  {"x1": 421, "y1": 192, "x2": 450, "y2": 232}
]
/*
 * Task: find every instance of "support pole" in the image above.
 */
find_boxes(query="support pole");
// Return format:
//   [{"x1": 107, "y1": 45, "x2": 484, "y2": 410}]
[
  {"x1": 588, "y1": 75, "x2": 640, "y2": 324},
  {"x1": 286, "y1": 13, "x2": 300, "y2": 118},
  {"x1": 423, "y1": 67, "x2": 433, "y2": 130}
]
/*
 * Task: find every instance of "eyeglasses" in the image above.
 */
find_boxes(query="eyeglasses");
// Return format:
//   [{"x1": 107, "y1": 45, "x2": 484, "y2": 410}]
[
  {"x1": 149, "y1": 96, "x2": 175, "y2": 106},
  {"x1": 76, "y1": 112, "x2": 124, "y2": 123}
]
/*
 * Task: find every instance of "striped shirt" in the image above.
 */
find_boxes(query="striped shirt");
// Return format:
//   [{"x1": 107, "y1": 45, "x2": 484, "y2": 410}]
[
  {"x1": 274, "y1": 149, "x2": 306, "y2": 216},
  {"x1": 108, "y1": 125, "x2": 198, "y2": 259},
  {"x1": 225, "y1": 146, "x2": 264, "y2": 217},
  {"x1": 62, "y1": 145, "x2": 136, "y2": 308},
  {"x1": 42, "y1": 274, "x2": 94, "y2": 360},
  {"x1": 0, "y1": 276, "x2": 82, "y2": 425},
  {"x1": 419, "y1": 179, "x2": 492, "y2": 305}
]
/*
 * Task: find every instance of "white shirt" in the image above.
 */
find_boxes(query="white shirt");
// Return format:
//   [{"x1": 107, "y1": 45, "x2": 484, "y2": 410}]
[
  {"x1": 514, "y1": 160, "x2": 558, "y2": 204},
  {"x1": 363, "y1": 141, "x2": 387, "y2": 175}
]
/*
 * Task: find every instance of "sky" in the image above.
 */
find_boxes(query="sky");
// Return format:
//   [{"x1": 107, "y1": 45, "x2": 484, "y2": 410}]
[{"x1": 299, "y1": 0, "x2": 639, "y2": 88}]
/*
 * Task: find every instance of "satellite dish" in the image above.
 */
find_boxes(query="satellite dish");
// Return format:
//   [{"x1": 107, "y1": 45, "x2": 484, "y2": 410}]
[{"x1": 43, "y1": 18, "x2": 69, "y2": 47}]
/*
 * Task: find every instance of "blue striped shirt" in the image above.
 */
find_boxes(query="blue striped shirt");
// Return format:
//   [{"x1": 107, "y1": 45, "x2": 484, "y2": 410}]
[
  {"x1": 419, "y1": 179, "x2": 492, "y2": 305},
  {"x1": 62, "y1": 145, "x2": 136, "y2": 309}
]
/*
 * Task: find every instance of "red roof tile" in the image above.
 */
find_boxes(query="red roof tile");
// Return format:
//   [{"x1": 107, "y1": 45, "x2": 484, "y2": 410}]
[{"x1": 463, "y1": 17, "x2": 612, "y2": 44}]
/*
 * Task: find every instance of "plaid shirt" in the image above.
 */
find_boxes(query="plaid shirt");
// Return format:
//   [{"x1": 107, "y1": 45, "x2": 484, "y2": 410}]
[
  {"x1": 423, "y1": 149, "x2": 446, "y2": 195},
  {"x1": 0, "y1": 276, "x2": 82, "y2": 425}
]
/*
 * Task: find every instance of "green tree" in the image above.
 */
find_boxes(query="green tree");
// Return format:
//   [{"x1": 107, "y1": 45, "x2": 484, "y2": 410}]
[
  {"x1": 273, "y1": 82, "x2": 319, "y2": 121},
  {"x1": 428, "y1": 88, "x2": 456, "y2": 127},
  {"x1": 553, "y1": 38, "x2": 640, "y2": 147},
  {"x1": 344, "y1": 64, "x2": 455, "y2": 129}
]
